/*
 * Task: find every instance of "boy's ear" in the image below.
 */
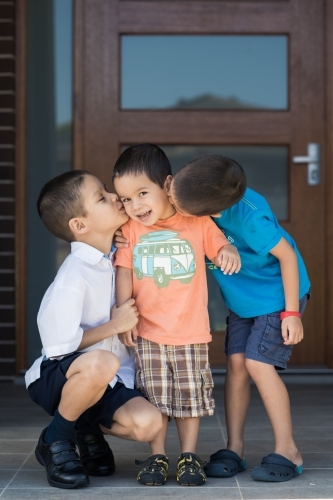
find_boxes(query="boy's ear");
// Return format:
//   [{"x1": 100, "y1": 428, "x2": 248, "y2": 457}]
[
  {"x1": 68, "y1": 217, "x2": 89, "y2": 236},
  {"x1": 164, "y1": 175, "x2": 173, "y2": 193}
]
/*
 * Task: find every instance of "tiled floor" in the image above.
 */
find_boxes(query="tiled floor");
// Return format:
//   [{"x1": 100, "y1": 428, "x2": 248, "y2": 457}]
[{"x1": 0, "y1": 374, "x2": 332, "y2": 500}]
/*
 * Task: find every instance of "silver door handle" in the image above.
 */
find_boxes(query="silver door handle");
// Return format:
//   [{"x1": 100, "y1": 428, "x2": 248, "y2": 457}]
[{"x1": 293, "y1": 143, "x2": 321, "y2": 186}]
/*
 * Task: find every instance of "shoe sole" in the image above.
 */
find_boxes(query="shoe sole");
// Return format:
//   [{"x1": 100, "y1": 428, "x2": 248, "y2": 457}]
[
  {"x1": 35, "y1": 448, "x2": 89, "y2": 489},
  {"x1": 137, "y1": 481, "x2": 166, "y2": 486},
  {"x1": 177, "y1": 475, "x2": 206, "y2": 486},
  {"x1": 83, "y1": 466, "x2": 115, "y2": 477},
  {"x1": 137, "y1": 475, "x2": 168, "y2": 486}
]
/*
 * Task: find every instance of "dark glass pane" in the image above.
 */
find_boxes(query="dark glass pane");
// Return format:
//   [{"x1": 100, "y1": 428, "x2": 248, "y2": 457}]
[{"x1": 121, "y1": 35, "x2": 288, "y2": 110}]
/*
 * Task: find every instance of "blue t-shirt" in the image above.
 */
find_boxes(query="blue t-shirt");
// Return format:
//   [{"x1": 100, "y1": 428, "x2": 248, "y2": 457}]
[{"x1": 208, "y1": 188, "x2": 311, "y2": 318}]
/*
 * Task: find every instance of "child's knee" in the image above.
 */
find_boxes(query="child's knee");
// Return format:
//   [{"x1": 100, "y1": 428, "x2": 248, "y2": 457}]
[
  {"x1": 244, "y1": 357, "x2": 273, "y2": 378},
  {"x1": 228, "y1": 353, "x2": 247, "y2": 375}
]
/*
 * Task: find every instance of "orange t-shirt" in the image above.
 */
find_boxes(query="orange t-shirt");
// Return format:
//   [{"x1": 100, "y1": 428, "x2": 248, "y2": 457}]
[{"x1": 115, "y1": 212, "x2": 228, "y2": 345}]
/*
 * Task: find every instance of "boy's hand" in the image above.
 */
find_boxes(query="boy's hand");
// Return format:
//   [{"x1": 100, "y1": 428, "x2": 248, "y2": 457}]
[
  {"x1": 111, "y1": 299, "x2": 139, "y2": 334},
  {"x1": 281, "y1": 316, "x2": 304, "y2": 345},
  {"x1": 114, "y1": 229, "x2": 129, "y2": 249},
  {"x1": 213, "y1": 244, "x2": 241, "y2": 275},
  {"x1": 118, "y1": 327, "x2": 138, "y2": 347}
]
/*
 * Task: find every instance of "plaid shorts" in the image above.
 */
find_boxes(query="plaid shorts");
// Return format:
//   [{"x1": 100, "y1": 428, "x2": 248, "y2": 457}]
[{"x1": 134, "y1": 337, "x2": 215, "y2": 419}]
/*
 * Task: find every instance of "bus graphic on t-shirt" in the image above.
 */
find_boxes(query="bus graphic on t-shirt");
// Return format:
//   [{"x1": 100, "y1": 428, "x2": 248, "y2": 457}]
[{"x1": 132, "y1": 230, "x2": 196, "y2": 288}]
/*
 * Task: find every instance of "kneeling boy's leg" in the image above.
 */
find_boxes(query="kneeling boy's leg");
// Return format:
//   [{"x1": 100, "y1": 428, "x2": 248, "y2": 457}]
[
  {"x1": 33, "y1": 350, "x2": 119, "y2": 489},
  {"x1": 102, "y1": 396, "x2": 163, "y2": 442},
  {"x1": 60, "y1": 350, "x2": 120, "y2": 420}
]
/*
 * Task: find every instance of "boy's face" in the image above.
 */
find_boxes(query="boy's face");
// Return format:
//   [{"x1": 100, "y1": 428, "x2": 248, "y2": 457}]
[
  {"x1": 114, "y1": 173, "x2": 175, "y2": 226},
  {"x1": 167, "y1": 178, "x2": 221, "y2": 218},
  {"x1": 80, "y1": 175, "x2": 128, "y2": 234}
]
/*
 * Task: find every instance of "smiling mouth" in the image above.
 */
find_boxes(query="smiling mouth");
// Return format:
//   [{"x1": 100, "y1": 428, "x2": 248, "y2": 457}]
[{"x1": 137, "y1": 210, "x2": 151, "y2": 222}]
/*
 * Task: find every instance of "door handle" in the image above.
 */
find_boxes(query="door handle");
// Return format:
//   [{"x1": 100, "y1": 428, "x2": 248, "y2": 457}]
[{"x1": 293, "y1": 143, "x2": 321, "y2": 186}]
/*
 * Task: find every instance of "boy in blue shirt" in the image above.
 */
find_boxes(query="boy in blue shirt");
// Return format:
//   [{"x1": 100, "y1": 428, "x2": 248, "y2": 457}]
[{"x1": 167, "y1": 154, "x2": 311, "y2": 482}]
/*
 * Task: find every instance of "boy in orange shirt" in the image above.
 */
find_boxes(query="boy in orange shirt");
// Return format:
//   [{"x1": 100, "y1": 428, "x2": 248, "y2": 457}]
[{"x1": 113, "y1": 144, "x2": 241, "y2": 487}]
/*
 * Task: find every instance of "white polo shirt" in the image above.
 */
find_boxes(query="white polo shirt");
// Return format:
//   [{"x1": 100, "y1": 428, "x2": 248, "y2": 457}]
[{"x1": 25, "y1": 241, "x2": 135, "y2": 389}]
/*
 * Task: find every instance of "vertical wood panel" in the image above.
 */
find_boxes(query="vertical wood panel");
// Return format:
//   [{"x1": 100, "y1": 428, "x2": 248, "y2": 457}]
[
  {"x1": 74, "y1": 0, "x2": 119, "y2": 184},
  {"x1": 325, "y1": 0, "x2": 333, "y2": 368}
]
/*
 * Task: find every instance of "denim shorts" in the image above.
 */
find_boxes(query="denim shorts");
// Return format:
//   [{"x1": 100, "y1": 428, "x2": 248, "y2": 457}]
[
  {"x1": 28, "y1": 351, "x2": 144, "y2": 429},
  {"x1": 225, "y1": 293, "x2": 310, "y2": 370}
]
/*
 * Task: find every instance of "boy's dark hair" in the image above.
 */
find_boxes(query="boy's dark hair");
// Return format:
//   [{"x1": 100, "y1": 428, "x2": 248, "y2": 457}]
[
  {"x1": 173, "y1": 155, "x2": 247, "y2": 216},
  {"x1": 113, "y1": 143, "x2": 172, "y2": 188},
  {"x1": 37, "y1": 170, "x2": 90, "y2": 243}
]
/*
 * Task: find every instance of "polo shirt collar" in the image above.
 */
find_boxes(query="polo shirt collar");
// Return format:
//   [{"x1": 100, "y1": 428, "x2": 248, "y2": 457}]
[{"x1": 71, "y1": 241, "x2": 107, "y2": 265}]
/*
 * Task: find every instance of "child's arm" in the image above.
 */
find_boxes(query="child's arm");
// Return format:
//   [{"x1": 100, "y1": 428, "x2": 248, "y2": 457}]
[
  {"x1": 116, "y1": 266, "x2": 138, "y2": 347},
  {"x1": 212, "y1": 244, "x2": 241, "y2": 275},
  {"x1": 77, "y1": 298, "x2": 138, "y2": 351},
  {"x1": 269, "y1": 237, "x2": 303, "y2": 345}
]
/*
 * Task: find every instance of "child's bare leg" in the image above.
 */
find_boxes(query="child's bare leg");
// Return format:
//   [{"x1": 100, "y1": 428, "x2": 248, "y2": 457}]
[
  {"x1": 225, "y1": 353, "x2": 251, "y2": 458},
  {"x1": 58, "y1": 350, "x2": 120, "y2": 420},
  {"x1": 148, "y1": 414, "x2": 169, "y2": 455},
  {"x1": 176, "y1": 417, "x2": 200, "y2": 453},
  {"x1": 245, "y1": 358, "x2": 302, "y2": 466}
]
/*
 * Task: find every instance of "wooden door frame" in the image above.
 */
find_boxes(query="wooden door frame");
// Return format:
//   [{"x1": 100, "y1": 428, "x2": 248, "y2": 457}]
[
  {"x1": 325, "y1": 0, "x2": 333, "y2": 368},
  {"x1": 73, "y1": 0, "x2": 333, "y2": 367}
]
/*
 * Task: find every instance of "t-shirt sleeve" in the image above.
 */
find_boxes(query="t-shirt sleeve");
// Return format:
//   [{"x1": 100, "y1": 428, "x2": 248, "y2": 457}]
[
  {"x1": 37, "y1": 286, "x2": 84, "y2": 358},
  {"x1": 241, "y1": 209, "x2": 283, "y2": 256},
  {"x1": 114, "y1": 221, "x2": 133, "y2": 270},
  {"x1": 201, "y1": 216, "x2": 229, "y2": 261}
]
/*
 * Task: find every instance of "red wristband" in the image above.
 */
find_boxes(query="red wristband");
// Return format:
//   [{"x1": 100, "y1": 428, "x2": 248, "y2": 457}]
[{"x1": 280, "y1": 311, "x2": 301, "y2": 320}]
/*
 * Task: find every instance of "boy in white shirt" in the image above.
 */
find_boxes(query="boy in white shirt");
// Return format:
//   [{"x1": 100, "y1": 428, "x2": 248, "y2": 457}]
[{"x1": 25, "y1": 170, "x2": 163, "y2": 490}]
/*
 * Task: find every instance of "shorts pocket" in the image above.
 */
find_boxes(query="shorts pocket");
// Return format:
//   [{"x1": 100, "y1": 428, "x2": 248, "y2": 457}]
[
  {"x1": 258, "y1": 313, "x2": 293, "y2": 362},
  {"x1": 135, "y1": 370, "x2": 148, "y2": 398},
  {"x1": 200, "y1": 369, "x2": 214, "y2": 408}
]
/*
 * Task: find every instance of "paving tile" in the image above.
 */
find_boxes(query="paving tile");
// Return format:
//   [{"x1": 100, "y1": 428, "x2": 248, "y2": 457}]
[
  {"x1": 241, "y1": 486, "x2": 333, "y2": 499},
  {"x1": 0, "y1": 418, "x2": 51, "y2": 429},
  {"x1": 9, "y1": 470, "x2": 63, "y2": 489},
  {"x1": 0, "y1": 441, "x2": 35, "y2": 454},
  {"x1": 1, "y1": 487, "x2": 242, "y2": 500},
  {"x1": 0, "y1": 428, "x2": 45, "y2": 440},
  {"x1": 0, "y1": 470, "x2": 17, "y2": 488},
  {"x1": 0, "y1": 454, "x2": 29, "y2": 469}
]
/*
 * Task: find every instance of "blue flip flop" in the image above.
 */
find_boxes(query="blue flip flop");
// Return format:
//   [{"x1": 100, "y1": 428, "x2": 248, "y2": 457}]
[
  {"x1": 206, "y1": 449, "x2": 248, "y2": 477},
  {"x1": 251, "y1": 453, "x2": 303, "y2": 482}
]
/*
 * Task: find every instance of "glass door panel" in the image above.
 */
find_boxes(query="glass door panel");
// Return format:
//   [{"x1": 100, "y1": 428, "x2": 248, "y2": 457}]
[{"x1": 121, "y1": 35, "x2": 288, "y2": 110}]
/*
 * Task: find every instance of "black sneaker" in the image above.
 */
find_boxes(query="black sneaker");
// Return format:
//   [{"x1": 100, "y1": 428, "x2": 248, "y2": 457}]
[
  {"x1": 35, "y1": 428, "x2": 89, "y2": 489},
  {"x1": 74, "y1": 430, "x2": 116, "y2": 477},
  {"x1": 176, "y1": 452, "x2": 207, "y2": 486},
  {"x1": 135, "y1": 454, "x2": 169, "y2": 485}
]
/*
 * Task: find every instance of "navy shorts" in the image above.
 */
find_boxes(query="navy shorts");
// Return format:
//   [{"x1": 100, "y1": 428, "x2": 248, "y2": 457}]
[
  {"x1": 28, "y1": 352, "x2": 144, "y2": 429},
  {"x1": 225, "y1": 293, "x2": 310, "y2": 370}
]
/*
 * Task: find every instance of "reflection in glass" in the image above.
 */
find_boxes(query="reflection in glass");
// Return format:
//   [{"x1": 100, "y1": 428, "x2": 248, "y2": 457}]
[
  {"x1": 27, "y1": 0, "x2": 72, "y2": 364},
  {"x1": 121, "y1": 35, "x2": 288, "y2": 110},
  {"x1": 163, "y1": 145, "x2": 288, "y2": 220},
  {"x1": 54, "y1": 0, "x2": 72, "y2": 269},
  {"x1": 161, "y1": 145, "x2": 288, "y2": 330}
]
